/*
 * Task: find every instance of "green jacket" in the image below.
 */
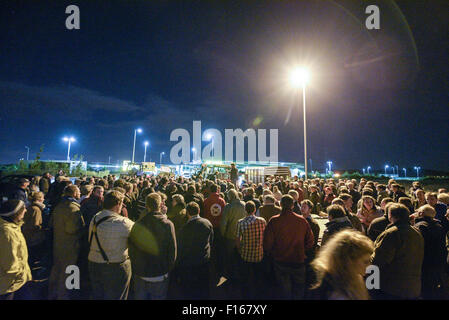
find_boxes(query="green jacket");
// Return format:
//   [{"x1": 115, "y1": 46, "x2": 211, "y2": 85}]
[
  {"x1": 220, "y1": 199, "x2": 246, "y2": 240},
  {"x1": 0, "y1": 218, "x2": 32, "y2": 294},
  {"x1": 52, "y1": 198, "x2": 84, "y2": 266},
  {"x1": 371, "y1": 222, "x2": 424, "y2": 298}
]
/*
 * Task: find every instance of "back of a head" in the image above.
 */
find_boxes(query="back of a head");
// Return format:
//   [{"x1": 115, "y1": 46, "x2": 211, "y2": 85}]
[
  {"x1": 388, "y1": 203, "x2": 410, "y2": 223},
  {"x1": 418, "y1": 204, "x2": 436, "y2": 218},
  {"x1": 331, "y1": 198, "x2": 345, "y2": 207},
  {"x1": 210, "y1": 184, "x2": 218, "y2": 193},
  {"x1": 280, "y1": 195, "x2": 294, "y2": 212},
  {"x1": 327, "y1": 204, "x2": 346, "y2": 219},
  {"x1": 63, "y1": 185, "x2": 78, "y2": 197},
  {"x1": 103, "y1": 190, "x2": 125, "y2": 210},
  {"x1": 146, "y1": 192, "x2": 162, "y2": 212},
  {"x1": 186, "y1": 201, "x2": 200, "y2": 216},
  {"x1": 263, "y1": 194, "x2": 275, "y2": 205},
  {"x1": 245, "y1": 201, "x2": 256, "y2": 215},
  {"x1": 227, "y1": 189, "x2": 238, "y2": 202}
]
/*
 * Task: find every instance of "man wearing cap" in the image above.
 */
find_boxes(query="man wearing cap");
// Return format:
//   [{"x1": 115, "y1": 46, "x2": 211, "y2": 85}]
[
  {"x1": 0, "y1": 199, "x2": 32, "y2": 300},
  {"x1": 10, "y1": 178, "x2": 30, "y2": 205}
]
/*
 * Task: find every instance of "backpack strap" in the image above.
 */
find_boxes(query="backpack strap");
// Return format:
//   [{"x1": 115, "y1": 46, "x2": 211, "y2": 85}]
[{"x1": 89, "y1": 215, "x2": 112, "y2": 263}]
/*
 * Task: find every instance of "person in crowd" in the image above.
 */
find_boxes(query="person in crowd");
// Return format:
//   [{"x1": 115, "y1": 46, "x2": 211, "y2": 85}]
[
  {"x1": 391, "y1": 184, "x2": 408, "y2": 202},
  {"x1": 263, "y1": 195, "x2": 314, "y2": 299},
  {"x1": 288, "y1": 190, "x2": 301, "y2": 214},
  {"x1": 308, "y1": 185, "x2": 322, "y2": 215},
  {"x1": 310, "y1": 229, "x2": 374, "y2": 300},
  {"x1": 272, "y1": 185, "x2": 283, "y2": 202},
  {"x1": 242, "y1": 188, "x2": 261, "y2": 212},
  {"x1": 235, "y1": 201, "x2": 267, "y2": 299},
  {"x1": 22, "y1": 191, "x2": 47, "y2": 266},
  {"x1": 367, "y1": 201, "x2": 395, "y2": 242},
  {"x1": 203, "y1": 184, "x2": 226, "y2": 229},
  {"x1": 413, "y1": 204, "x2": 447, "y2": 299},
  {"x1": 371, "y1": 203, "x2": 424, "y2": 299},
  {"x1": 300, "y1": 199, "x2": 321, "y2": 295},
  {"x1": 79, "y1": 184, "x2": 93, "y2": 204},
  {"x1": 175, "y1": 202, "x2": 213, "y2": 299},
  {"x1": 128, "y1": 193, "x2": 176, "y2": 300},
  {"x1": 80, "y1": 186, "x2": 104, "y2": 226},
  {"x1": 0, "y1": 200, "x2": 32, "y2": 300},
  {"x1": 219, "y1": 189, "x2": 246, "y2": 281},
  {"x1": 426, "y1": 192, "x2": 449, "y2": 233},
  {"x1": 167, "y1": 194, "x2": 188, "y2": 238},
  {"x1": 398, "y1": 197, "x2": 415, "y2": 215},
  {"x1": 39, "y1": 173, "x2": 51, "y2": 196},
  {"x1": 259, "y1": 194, "x2": 282, "y2": 223},
  {"x1": 322, "y1": 186, "x2": 336, "y2": 210},
  {"x1": 376, "y1": 184, "x2": 389, "y2": 204},
  {"x1": 336, "y1": 194, "x2": 363, "y2": 232},
  {"x1": 230, "y1": 163, "x2": 239, "y2": 188},
  {"x1": 321, "y1": 205, "x2": 353, "y2": 246},
  {"x1": 49, "y1": 185, "x2": 84, "y2": 300},
  {"x1": 87, "y1": 190, "x2": 134, "y2": 300},
  {"x1": 10, "y1": 178, "x2": 30, "y2": 205},
  {"x1": 357, "y1": 195, "x2": 383, "y2": 233}
]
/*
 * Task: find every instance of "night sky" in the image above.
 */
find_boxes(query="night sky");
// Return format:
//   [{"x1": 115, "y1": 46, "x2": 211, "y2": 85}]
[{"x1": 0, "y1": 0, "x2": 448, "y2": 171}]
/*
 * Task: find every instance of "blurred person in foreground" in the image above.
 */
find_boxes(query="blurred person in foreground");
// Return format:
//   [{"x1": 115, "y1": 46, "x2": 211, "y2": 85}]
[
  {"x1": 310, "y1": 229, "x2": 374, "y2": 300},
  {"x1": 0, "y1": 200, "x2": 32, "y2": 300}
]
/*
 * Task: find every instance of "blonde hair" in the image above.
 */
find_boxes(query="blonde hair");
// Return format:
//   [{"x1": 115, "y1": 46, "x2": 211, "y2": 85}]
[
  {"x1": 418, "y1": 204, "x2": 436, "y2": 218},
  {"x1": 311, "y1": 229, "x2": 374, "y2": 300},
  {"x1": 437, "y1": 193, "x2": 449, "y2": 205}
]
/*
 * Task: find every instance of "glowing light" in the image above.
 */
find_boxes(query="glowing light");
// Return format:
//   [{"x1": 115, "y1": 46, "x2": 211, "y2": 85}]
[{"x1": 289, "y1": 67, "x2": 310, "y2": 89}]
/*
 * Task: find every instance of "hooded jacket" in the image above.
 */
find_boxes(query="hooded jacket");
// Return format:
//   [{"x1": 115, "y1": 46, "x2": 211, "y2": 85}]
[{"x1": 0, "y1": 218, "x2": 32, "y2": 294}]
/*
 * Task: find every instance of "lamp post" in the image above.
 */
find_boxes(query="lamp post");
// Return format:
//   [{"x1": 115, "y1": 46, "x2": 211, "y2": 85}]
[
  {"x1": 403, "y1": 168, "x2": 407, "y2": 177},
  {"x1": 367, "y1": 166, "x2": 371, "y2": 175},
  {"x1": 395, "y1": 165, "x2": 399, "y2": 177},
  {"x1": 144, "y1": 141, "x2": 149, "y2": 163},
  {"x1": 327, "y1": 161, "x2": 333, "y2": 173},
  {"x1": 385, "y1": 165, "x2": 389, "y2": 176},
  {"x1": 25, "y1": 146, "x2": 30, "y2": 161},
  {"x1": 160, "y1": 152, "x2": 165, "y2": 164},
  {"x1": 414, "y1": 166, "x2": 421, "y2": 178},
  {"x1": 289, "y1": 67, "x2": 310, "y2": 180},
  {"x1": 362, "y1": 168, "x2": 366, "y2": 175},
  {"x1": 63, "y1": 137, "x2": 75, "y2": 161},
  {"x1": 132, "y1": 128, "x2": 142, "y2": 163}
]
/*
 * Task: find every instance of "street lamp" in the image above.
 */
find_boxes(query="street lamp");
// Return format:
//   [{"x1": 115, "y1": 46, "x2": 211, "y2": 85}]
[
  {"x1": 395, "y1": 165, "x2": 399, "y2": 176},
  {"x1": 384, "y1": 165, "x2": 389, "y2": 176},
  {"x1": 160, "y1": 152, "x2": 165, "y2": 164},
  {"x1": 414, "y1": 166, "x2": 421, "y2": 178},
  {"x1": 132, "y1": 128, "x2": 142, "y2": 163},
  {"x1": 403, "y1": 168, "x2": 407, "y2": 177},
  {"x1": 362, "y1": 168, "x2": 366, "y2": 175},
  {"x1": 63, "y1": 136, "x2": 76, "y2": 161},
  {"x1": 143, "y1": 141, "x2": 149, "y2": 163},
  {"x1": 289, "y1": 67, "x2": 310, "y2": 180},
  {"x1": 25, "y1": 146, "x2": 30, "y2": 161},
  {"x1": 367, "y1": 166, "x2": 371, "y2": 175},
  {"x1": 327, "y1": 161, "x2": 333, "y2": 173}
]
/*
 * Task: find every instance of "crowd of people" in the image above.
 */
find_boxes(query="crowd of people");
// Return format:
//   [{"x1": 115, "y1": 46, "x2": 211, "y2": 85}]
[{"x1": 1, "y1": 168, "x2": 449, "y2": 300}]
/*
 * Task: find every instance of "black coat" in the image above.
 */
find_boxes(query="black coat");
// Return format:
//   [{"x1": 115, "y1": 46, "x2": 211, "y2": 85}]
[
  {"x1": 177, "y1": 216, "x2": 214, "y2": 268},
  {"x1": 414, "y1": 216, "x2": 447, "y2": 270},
  {"x1": 128, "y1": 211, "x2": 176, "y2": 277}
]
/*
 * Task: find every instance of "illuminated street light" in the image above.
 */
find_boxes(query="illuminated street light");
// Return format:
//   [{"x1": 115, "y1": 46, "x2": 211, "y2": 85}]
[
  {"x1": 132, "y1": 128, "x2": 142, "y2": 163},
  {"x1": 25, "y1": 146, "x2": 30, "y2": 161},
  {"x1": 403, "y1": 168, "x2": 407, "y2": 177},
  {"x1": 327, "y1": 161, "x2": 333, "y2": 173},
  {"x1": 144, "y1": 141, "x2": 149, "y2": 162},
  {"x1": 289, "y1": 67, "x2": 310, "y2": 179},
  {"x1": 367, "y1": 166, "x2": 371, "y2": 175},
  {"x1": 414, "y1": 166, "x2": 421, "y2": 178},
  {"x1": 362, "y1": 168, "x2": 366, "y2": 175},
  {"x1": 63, "y1": 136, "x2": 76, "y2": 161},
  {"x1": 385, "y1": 165, "x2": 389, "y2": 176}
]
